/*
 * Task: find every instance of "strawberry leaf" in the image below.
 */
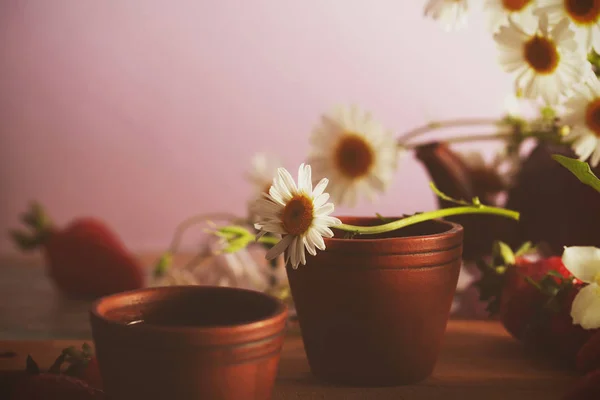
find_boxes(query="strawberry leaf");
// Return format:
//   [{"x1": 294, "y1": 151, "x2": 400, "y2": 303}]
[
  {"x1": 515, "y1": 241, "x2": 534, "y2": 257},
  {"x1": 474, "y1": 259, "x2": 506, "y2": 315},
  {"x1": 47, "y1": 352, "x2": 67, "y2": 374},
  {"x1": 523, "y1": 275, "x2": 542, "y2": 290},
  {"x1": 62, "y1": 343, "x2": 93, "y2": 376},
  {"x1": 25, "y1": 355, "x2": 40, "y2": 374},
  {"x1": 493, "y1": 241, "x2": 516, "y2": 266},
  {"x1": 8, "y1": 230, "x2": 40, "y2": 251}
]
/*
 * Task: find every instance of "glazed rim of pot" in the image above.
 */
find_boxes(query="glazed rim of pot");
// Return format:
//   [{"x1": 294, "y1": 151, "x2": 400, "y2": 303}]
[
  {"x1": 90, "y1": 285, "x2": 288, "y2": 336},
  {"x1": 324, "y1": 217, "x2": 463, "y2": 253}
]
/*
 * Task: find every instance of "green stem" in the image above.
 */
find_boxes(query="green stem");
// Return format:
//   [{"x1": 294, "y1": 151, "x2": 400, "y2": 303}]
[
  {"x1": 154, "y1": 212, "x2": 248, "y2": 277},
  {"x1": 225, "y1": 205, "x2": 520, "y2": 245},
  {"x1": 257, "y1": 236, "x2": 279, "y2": 246},
  {"x1": 336, "y1": 206, "x2": 519, "y2": 235},
  {"x1": 215, "y1": 186, "x2": 519, "y2": 253},
  {"x1": 167, "y1": 212, "x2": 246, "y2": 253}
]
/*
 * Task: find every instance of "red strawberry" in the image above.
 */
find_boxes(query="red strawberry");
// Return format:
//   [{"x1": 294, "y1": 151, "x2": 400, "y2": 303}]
[
  {"x1": 540, "y1": 256, "x2": 575, "y2": 283},
  {"x1": 563, "y1": 369, "x2": 600, "y2": 400},
  {"x1": 498, "y1": 258, "x2": 551, "y2": 341},
  {"x1": 8, "y1": 353, "x2": 105, "y2": 400},
  {"x1": 0, "y1": 371, "x2": 29, "y2": 399},
  {"x1": 11, "y1": 373, "x2": 105, "y2": 400},
  {"x1": 498, "y1": 256, "x2": 576, "y2": 342},
  {"x1": 577, "y1": 329, "x2": 600, "y2": 373},
  {"x1": 546, "y1": 284, "x2": 598, "y2": 365},
  {"x1": 10, "y1": 202, "x2": 145, "y2": 299}
]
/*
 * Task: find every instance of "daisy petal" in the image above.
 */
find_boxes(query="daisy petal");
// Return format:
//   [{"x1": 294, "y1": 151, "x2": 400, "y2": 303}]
[
  {"x1": 277, "y1": 167, "x2": 297, "y2": 195},
  {"x1": 266, "y1": 235, "x2": 293, "y2": 261},
  {"x1": 313, "y1": 193, "x2": 330, "y2": 208},
  {"x1": 303, "y1": 234, "x2": 317, "y2": 256},
  {"x1": 312, "y1": 178, "x2": 329, "y2": 198},
  {"x1": 562, "y1": 246, "x2": 600, "y2": 283},
  {"x1": 424, "y1": 0, "x2": 468, "y2": 31},
  {"x1": 308, "y1": 229, "x2": 326, "y2": 251},
  {"x1": 571, "y1": 283, "x2": 600, "y2": 330},
  {"x1": 296, "y1": 235, "x2": 306, "y2": 266},
  {"x1": 298, "y1": 163, "x2": 313, "y2": 193}
]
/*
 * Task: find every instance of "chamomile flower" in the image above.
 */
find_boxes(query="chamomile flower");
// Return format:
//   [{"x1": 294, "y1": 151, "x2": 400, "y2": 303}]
[
  {"x1": 535, "y1": 0, "x2": 600, "y2": 53},
  {"x1": 562, "y1": 246, "x2": 600, "y2": 329},
  {"x1": 561, "y1": 78, "x2": 600, "y2": 167},
  {"x1": 424, "y1": 0, "x2": 469, "y2": 31},
  {"x1": 253, "y1": 163, "x2": 341, "y2": 269},
  {"x1": 494, "y1": 14, "x2": 586, "y2": 105},
  {"x1": 484, "y1": 0, "x2": 537, "y2": 32},
  {"x1": 246, "y1": 153, "x2": 283, "y2": 198},
  {"x1": 307, "y1": 105, "x2": 399, "y2": 207}
]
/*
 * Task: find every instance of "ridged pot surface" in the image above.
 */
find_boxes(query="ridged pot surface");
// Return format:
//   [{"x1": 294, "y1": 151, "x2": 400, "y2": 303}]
[
  {"x1": 90, "y1": 286, "x2": 288, "y2": 400},
  {"x1": 286, "y1": 217, "x2": 463, "y2": 386}
]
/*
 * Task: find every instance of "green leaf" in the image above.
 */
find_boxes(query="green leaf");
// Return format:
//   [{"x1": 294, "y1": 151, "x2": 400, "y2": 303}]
[
  {"x1": 153, "y1": 252, "x2": 173, "y2": 278},
  {"x1": 552, "y1": 154, "x2": 600, "y2": 193},
  {"x1": 375, "y1": 213, "x2": 394, "y2": 223},
  {"x1": 429, "y1": 182, "x2": 470, "y2": 206},
  {"x1": 515, "y1": 241, "x2": 533, "y2": 257},
  {"x1": 523, "y1": 275, "x2": 542, "y2": 290},
  {"x1": 493, "y1": 241, "x2": 516, "y2": 266},
  {"x1": 545, "y1": 270, "x2": 565, "y2": 279},
  {"x1": 223, "y1": 237, "x2": 251, "y2": 253},
  {"x1": 81, "y1": 343, "x2": 92, "y2": 353},
  {"x1": 8, "y1": 230, "x2": 41, "y2": 251}
]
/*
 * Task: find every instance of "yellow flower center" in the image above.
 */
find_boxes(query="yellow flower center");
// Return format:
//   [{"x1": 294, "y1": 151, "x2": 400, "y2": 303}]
[
  {"x1": 281, "y1": 195, "x2": 314, "y2": 236},
  {"x1": 523, "y1": 35, "x2": 559, "y2": 74},
  {"x1": 334, "y1": 134, "x2": 375, "y2": 179},
  {"x1": 501, "y1": 0, "x2": 532, "y2": 12},
  {"x1": 565, "y1": 0, "x2": 600, "y2": 25},
  {"x1": 585, "y1": 98, "x2": 600, "y2": 137}
]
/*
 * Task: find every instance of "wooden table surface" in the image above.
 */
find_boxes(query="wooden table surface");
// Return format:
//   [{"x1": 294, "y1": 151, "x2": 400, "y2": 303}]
[{"x1": 0, "y1": 320, "x2": 577, "y2": 400}]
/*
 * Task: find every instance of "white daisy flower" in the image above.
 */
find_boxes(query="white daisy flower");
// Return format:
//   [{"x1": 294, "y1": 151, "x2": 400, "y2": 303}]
[
  {"x1": 562, "y1": 246, "x2": 600, "y2": 330},
  {"x1": 307, "y1": 105, "x2": 399, "y2": 207},
  {"x1": 561, "y1": 78, "x2": 600, "y2": 167},
  {"x1": 494, "y1": 14, "x2": 586, "y2": 105},
  {"x1": 503, "y1": 92, "x2": 543, "y2": 119},
  {"x1": 535, "y1": 0, "x2": 600, "y2": 53},
  {"x1": 484, "y1": 0, "x2": 537, "y2": 33},
  {"x1": 253, "y1": 163, "x2": 341, "y2": 269},
  {"x1": 424, "y1": 0, "x2": 469, "y2": 31},
  {"x1": 246, "y1": 153, "x2": 283, "y2": 198}
]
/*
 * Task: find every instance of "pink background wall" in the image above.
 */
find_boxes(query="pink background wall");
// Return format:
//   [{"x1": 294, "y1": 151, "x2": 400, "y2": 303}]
[{"x1": 0, "y1": 1, "x2": 513, "y2": 257}]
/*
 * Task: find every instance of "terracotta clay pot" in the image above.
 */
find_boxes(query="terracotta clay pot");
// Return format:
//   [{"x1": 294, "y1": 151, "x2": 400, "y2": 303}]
[
  {"x1": 286, "y1": 217, "x2": 463, "y2": 386},
  {"x1": 90, "y1": 286, "x2": 288, "y2": 400}
]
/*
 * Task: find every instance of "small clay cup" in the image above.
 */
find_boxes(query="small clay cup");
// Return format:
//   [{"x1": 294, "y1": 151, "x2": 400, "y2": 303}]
[
  {"x1": 286, "y1": 217, "x2": 463, "y2": 386},
  {"x1": 90, "y1": 286, "x2": 288, "y2": 400}
]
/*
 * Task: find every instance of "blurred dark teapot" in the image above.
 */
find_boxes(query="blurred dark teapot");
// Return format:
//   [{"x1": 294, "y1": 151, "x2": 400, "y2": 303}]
[{"x1": 415, "y1": 142, "x2": 600, "y2": 261}]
